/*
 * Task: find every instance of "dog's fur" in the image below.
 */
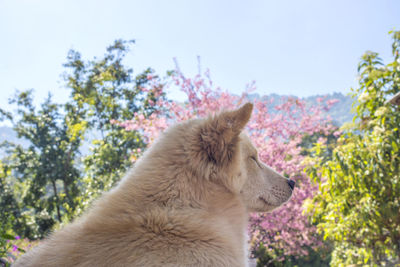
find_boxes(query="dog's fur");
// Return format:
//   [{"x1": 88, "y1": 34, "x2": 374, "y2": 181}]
[{"x1": 14, "y1": 103, "x2": 294, "y2": 267}]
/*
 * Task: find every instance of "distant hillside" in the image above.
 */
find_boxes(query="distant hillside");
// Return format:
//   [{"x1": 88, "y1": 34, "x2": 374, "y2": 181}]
[
  {"x1": 0, "y1": 125, "x2": 96, "y2": 158},
  {"x1": 247, "y1": 92, "x2": 354, "y2": 126},
  {"x1": 0, "y1": 126, "x2": 20, "y2": 144},
  {"x1": 304, "y1": 92, "x2": 354, "y2": 126},
  {"x1": 0, "y1": 93, "x2": 354, "y2": 152},
  {"x1": 0, "y1": 126, "x2": 30, "y2": 157}
]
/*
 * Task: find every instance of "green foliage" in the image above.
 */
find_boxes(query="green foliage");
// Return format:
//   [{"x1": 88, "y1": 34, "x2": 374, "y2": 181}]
[
  {"x1": 254, "y1": 242, "x2": 331, "y2": 267},
  {"x1": 0, "y1": 232, "x2": 14, "y2": 267},
  {"x1": 0, "y1": 234, "x2": 36, "y2": 266},
  {"x1": 0, "y1": 39, "x2": 166, "y2": 240},
  {"x1": 0, "y1": 161, "x2": 22, "y2": 237},
  {"x1": 63, "y1": 39, "x2": 166, "y2": 205},
  {"x1": 306, "y1": 31, "x2": 400, "y2": 266},
  {"x1": 0, "y1": 166, "x2": 16, "y2": 266},
  {"x1": 300, "y1": 129, "x2": 339, "y2": 161},
  {"x1": 0, "y1": 233, "x2": 26, "y2": 266},
  {"x1": 1, "y1": 92, "x2": 82, "y2": 239}
]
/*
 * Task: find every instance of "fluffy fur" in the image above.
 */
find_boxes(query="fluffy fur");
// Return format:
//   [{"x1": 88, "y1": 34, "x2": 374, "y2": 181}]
[{"x1": 15, "y1": 103, "x2": 294, "y2": 267}]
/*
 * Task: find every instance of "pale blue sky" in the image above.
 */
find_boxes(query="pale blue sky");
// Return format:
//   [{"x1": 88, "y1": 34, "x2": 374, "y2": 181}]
[{"x1": 0, "y1": 0, "x2": 399, "y2": 109}]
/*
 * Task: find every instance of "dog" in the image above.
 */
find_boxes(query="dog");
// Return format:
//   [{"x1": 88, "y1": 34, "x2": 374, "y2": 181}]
[{"x1": 14, "y1": 103, "x2": 295, "y2": 267}]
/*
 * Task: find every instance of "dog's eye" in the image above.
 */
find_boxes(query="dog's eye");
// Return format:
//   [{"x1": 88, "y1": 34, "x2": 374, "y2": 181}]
[{"x1": 250, "y1": 156, "x2": 262, "y2": 168}]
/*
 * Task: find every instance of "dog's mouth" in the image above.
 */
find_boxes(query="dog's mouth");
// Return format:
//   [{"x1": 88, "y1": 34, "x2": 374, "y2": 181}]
[{"x1": 258, "y1": 196, "x2": 274, "y2": 207}]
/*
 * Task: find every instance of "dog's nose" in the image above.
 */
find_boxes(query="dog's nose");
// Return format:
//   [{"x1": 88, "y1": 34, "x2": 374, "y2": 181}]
[{"x1": 287, "y1": 179, "x2": 295, "y2": 190}]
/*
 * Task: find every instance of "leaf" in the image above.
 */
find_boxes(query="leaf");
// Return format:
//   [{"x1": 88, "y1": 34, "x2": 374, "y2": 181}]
[{"x1": 1, "y1": 233, "x2": 15, "y2": 240}]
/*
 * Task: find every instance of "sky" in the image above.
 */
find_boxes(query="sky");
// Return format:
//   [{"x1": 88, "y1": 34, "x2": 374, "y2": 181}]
[{"x1": 0, "y1": 0, "x2": 399, "y2": 110}]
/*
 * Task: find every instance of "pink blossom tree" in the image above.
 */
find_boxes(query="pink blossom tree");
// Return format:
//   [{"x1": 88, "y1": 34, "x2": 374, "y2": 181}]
[{"x1": 116, "y1": 68, "x2": 337, "y2": 262}]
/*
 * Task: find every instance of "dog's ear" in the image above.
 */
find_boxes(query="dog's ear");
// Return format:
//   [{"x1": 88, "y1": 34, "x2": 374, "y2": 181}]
[{"x1": 200, "y1": 103, "x2": 253, "y2": 165}]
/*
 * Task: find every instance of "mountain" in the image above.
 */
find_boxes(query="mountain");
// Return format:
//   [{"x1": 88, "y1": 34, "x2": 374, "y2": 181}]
[
  {"x1": 0, "y1": 126, "x2": 22, "y2": 144},
  {"x1": 246, "y1": 92, "x2": 354, "y2": 126},
  {"x1": 0, "y1": 93, "x2": 354, "y2": 151},
  {"x1": 0, "y1": 126, "x2": 30, "y2": 157},
  {"x1": 304, "y1": 92, "x2": 354, "y2": 125}
]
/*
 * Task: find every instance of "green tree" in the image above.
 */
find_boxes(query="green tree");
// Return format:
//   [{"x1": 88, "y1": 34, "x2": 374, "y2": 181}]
[
  {"x1": 0, "y1": 91, "x2": 83, "y2": 239},
  {"x1": 0, "y1": 40, "x2": 167, "y2": 240},
  {"x1": 63, "y1": 39, "x2": 166, "y2": 204},
  {"x1": 0, "y1": 160, "x2": 28, "y2": 238},
  {"x1": 306, "y1": 31, "x2": 400, "y2": 266}
]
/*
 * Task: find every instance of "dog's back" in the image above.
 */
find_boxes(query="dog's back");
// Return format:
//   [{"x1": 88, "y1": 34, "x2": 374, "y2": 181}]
[{"x1": 15, "y1": 181, "x2": 248, "y2": 266}]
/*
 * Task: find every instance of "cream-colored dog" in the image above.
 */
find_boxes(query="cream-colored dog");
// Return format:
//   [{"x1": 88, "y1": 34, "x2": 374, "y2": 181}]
[{"x1": 15, "y1": 103, "x2": 295, "y2": 267}]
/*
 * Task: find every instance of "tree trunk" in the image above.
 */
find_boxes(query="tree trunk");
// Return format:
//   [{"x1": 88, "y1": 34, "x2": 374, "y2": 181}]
[{"x1": 52, "y1": 180, "x2": 62, "y2": 222}]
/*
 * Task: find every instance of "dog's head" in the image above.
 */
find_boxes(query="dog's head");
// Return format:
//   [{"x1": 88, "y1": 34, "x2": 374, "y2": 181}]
[
  {"x1": 185, "y1": 103, "x2": 294, "y2": 212},
  {"x1": 238, "y1": 133, "x2": 294, "y2": 212}
]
